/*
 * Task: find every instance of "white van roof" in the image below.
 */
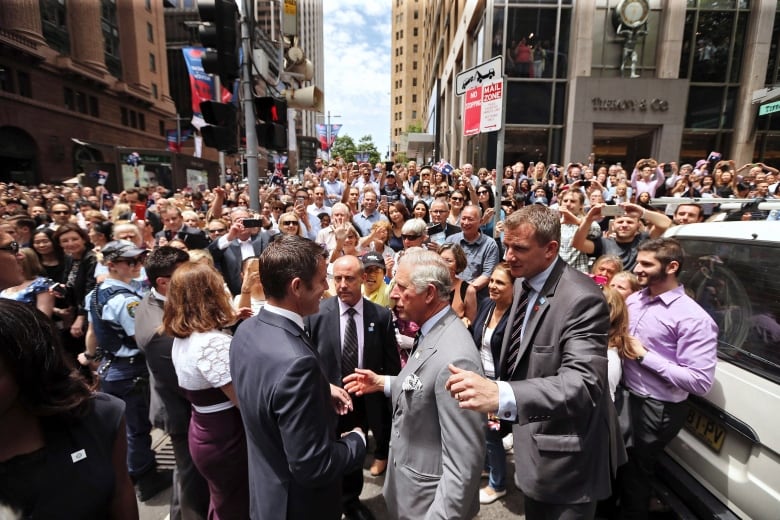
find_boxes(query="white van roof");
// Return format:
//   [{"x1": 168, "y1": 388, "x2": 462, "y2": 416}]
[{"x1": 665, "y1": 221, "x2": 780, "y2": 242}]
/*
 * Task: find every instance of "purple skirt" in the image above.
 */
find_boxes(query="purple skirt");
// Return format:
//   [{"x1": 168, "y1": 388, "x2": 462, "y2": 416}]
[{"x1": 189, "y1": 405, "x2": 249, "y2": 520}]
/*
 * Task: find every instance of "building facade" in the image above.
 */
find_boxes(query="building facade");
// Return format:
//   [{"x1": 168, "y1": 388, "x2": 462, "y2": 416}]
[
  {"x1": 0, "y1": 0, "x2": 180, "y2": 184},
  {"x1": 398, "y1": 0, "x2": 780, "y2": 170},
  {"x1": 391, "y1": 0, "x2": 425, "y2": 155}
]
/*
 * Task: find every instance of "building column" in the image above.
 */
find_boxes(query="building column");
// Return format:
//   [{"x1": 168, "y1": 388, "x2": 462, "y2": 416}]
[
  {"x1": 68, "y1": 0, "x2": 108, "y2": 73},
  {"x1": 732, "y1": 0, "x2": 776, "y2": 164},
  {"x1": 656, "y1": 0, "x2": 687, "y2": 78},
  {"x1": 563, "y1": 0, "x2": 596, "y2": 163},
  {"x1": 0, "y1": 0, "x2": 46, "y2": 45}
]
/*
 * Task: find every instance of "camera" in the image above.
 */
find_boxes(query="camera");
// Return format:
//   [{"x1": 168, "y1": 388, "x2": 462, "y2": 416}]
[
  {"x1": 242, "y1": 218, "x2": 262, "y2": 228},
  {"x1": 582, "y1": 180, "x2": 591, "y2": 189},
  {"x1": 49, "y1": 282, "x2": 67, "y2": 298}
]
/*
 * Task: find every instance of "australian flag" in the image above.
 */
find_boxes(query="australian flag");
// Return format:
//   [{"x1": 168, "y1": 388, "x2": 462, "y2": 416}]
[{"x1": 434, "y1": 159, "x2": 454, "y2": 176}]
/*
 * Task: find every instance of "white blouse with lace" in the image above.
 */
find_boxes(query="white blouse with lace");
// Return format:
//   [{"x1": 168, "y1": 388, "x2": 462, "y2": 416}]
[{"x1": 172, "y1": 330, "x2": 233, "y2": 391}]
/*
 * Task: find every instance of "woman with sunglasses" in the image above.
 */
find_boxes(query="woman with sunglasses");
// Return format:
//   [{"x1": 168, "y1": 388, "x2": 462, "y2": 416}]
[
  {"x1": 414, "y1": 179, "x2": 435, "y2": 208},
  {"x1": 277, "y1": 212, "x2": 305, "y2": 237},
  {"x1": 447, "y1": 190, "x2": 467, "y2": 226},
  {"x1": 476, "y1": 184, "x2": 504, "y2": 238}
]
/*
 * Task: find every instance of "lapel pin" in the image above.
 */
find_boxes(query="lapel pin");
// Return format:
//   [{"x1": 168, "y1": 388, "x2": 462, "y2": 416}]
[{"x1": 368, "y1": 322, "x2": 375, "y2": 332}]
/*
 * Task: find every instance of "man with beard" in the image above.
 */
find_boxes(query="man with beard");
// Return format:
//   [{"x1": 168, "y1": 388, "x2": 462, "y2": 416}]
[
  {"x1": 617, "y1": 237, "x2": 718, "y2": 519},
  {"x1": 572, "y1": 202, "x2": 671, "y2": 272}
]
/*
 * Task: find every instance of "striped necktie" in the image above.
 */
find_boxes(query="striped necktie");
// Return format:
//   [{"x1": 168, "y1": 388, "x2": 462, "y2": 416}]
[
  {"x1": 341, "y1": 307, "x2": 359, "y2": 379},
  {"x1": 502, "y1": 281, "x2": 533, "y2": 380}
]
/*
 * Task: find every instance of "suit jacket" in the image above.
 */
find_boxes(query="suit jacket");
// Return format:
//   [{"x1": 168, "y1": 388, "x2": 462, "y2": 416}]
[
  {"x1": 134, "y1": 292, "x2": 191, "y2": 435},
  {"x1": 384, "y1": 309, "x2": 485, "y2": 520},
  {"x1": 499, "y1": 257, "x2": 624, "y2": 504},
  {"x1": 208, "y1": 232, "x2": 270, "y2": 295},
  {"x1": 230, "y1": 309, "x2": 365, "y2": 520},
  {"x1": 305, "y1": 296, "x2": 400, "y2": 389}
]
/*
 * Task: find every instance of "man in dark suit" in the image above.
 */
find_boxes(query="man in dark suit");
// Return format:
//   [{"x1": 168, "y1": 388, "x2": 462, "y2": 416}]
[
  {"x1": 135, "y1": 246, "x2": 209, "y2": 520},
  {"x1": 230, "y1": 235, "x2": 366, "y2": 520},
  {"x1": 305, "y1": 255, "x2": 400, "y2": 520},
  {"x1": 446, "y1": 205, "x2": 624, "y2": 519},
  {"x1": 426, "y1": 199, "x2": 461, "y2": 250},
  {"x1": 155, "y1": 207, "x2": 209, "y2": 249},
  {"x1": 208, "y1": 207, "x2": 270, "y2": 295}
]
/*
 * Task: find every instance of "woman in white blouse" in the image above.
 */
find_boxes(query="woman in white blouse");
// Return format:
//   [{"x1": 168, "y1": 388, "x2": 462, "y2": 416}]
[{"x1": 162, "y1": 261, "x2": 248, "y2": 519}]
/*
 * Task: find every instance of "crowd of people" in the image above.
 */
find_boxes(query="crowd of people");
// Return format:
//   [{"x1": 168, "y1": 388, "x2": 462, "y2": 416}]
[{"x1": 3, "y1": 149, "x2": 767, "y2": 519}]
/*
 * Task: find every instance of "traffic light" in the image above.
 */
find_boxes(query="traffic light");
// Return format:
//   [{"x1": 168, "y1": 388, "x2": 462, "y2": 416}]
[
  {"x1": 197, "y1": 0, "x2": 239, "y2": 87},
  {"x1": 200, "y1": 100, "x2": 238, "y2": 153},
  {"x1": 256, "y1": 97, "x2": 288, "y2": 151}
]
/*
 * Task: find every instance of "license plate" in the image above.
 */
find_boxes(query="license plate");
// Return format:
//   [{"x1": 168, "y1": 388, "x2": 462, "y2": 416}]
[{"x1": 684, "y1": 406, "x2": 726, "y2": 453}]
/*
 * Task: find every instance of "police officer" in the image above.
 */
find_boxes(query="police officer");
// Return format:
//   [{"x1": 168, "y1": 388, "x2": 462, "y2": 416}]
[{"x1": 84, "y1": 240, "x2": 172, "y2": 501}]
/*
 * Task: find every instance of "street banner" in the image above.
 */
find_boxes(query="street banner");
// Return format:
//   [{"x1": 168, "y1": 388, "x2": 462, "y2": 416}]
[
  {"x1": 166, "y1": 129, "x2": 193, "y2": 152},
  {"x1": 315, "y1": 124, "x2": 343, "y2": 151},
  {"x1": 182, "y1": 47, "x2": 232, "y2": 129}
]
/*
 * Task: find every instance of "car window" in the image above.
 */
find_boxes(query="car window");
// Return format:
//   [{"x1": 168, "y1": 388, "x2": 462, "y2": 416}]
[{"x1": 677, "y1": 238, "x2": 780, "y2": 385}]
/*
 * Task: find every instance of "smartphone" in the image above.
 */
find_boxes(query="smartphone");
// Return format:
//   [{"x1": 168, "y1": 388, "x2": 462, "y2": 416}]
[
  {"x1": 380, "y1": 195, "x2": 388, "y2": 204},
  {"x1": 663, "y1": 163, "x2": 672, "y2": 174},
  {"x1": 49, "y1": 282, "x2": 67, "y2": 298},
  {"x1": 601, "y1": 205, "x2": 626, "y2": 217},
  {"x1": 582, "y1": 180, "x2": 591, "y2": 189},
  {"x1": 242, "y1": 218, "x2": 262, "y2": 228},
  {"x1": 133, "y1": 203, "x2": 146, "y2": 221}
]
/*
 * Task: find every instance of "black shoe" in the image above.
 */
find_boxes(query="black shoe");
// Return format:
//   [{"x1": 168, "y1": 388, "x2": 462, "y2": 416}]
[
  {"x1": 135, "y1": 468, "x2": 173, "y2": 502},
  {"x1": 343, "y1": 501, "x2": 375, "y2": 520}
]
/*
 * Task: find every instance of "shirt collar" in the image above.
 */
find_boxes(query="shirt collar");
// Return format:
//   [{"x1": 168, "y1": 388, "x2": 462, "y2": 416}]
[
  {"x1": 420, "y1": 305, "x2": 451, "y2": 338},
  {"x1": 264, "y1": 302, "x2": 305, "y2": 330},
  {"x1": 524, "y1": 259, "x2": 558, "y2": 294},
  {"x1": 151, "y1": 287, "x2": 166, "y2": 301},
  {"x1": 338, "y1": 297, "x2": 364, "y2": 316},
  {"x1": 638, "y1": 283, "x2": 685, "y2": 306}
]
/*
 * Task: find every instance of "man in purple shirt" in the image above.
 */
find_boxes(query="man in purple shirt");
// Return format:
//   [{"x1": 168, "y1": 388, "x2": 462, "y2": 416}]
[{"x1": 619, "y1": 237, "x2": 718, "y2": 519}]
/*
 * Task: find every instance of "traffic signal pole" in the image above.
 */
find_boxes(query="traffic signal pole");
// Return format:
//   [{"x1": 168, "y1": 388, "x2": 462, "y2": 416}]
[{"x1": 240, "y1": 0, "x2": 260, "y2": 212}]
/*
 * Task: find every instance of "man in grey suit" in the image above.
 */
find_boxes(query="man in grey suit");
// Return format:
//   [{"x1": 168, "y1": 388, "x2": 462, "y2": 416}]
[
  {"x1": 208, "y1": 207, "x2": 270, "y2": 295},
  {"x1": 230, "y1": 235, "x2": 366, "y2": 520},
  {"x1": 305, "y1": 255, "x2": 401, "y2": 520},
  {"x1": 344, "y1": 248, "x2": 485, "y2": 520},
  {"x1": 135, "y1": 246, "x2": 209, "y2": 520},
  {"x1": 446, "y1": 205, "x2": 623, "y2": 519}
]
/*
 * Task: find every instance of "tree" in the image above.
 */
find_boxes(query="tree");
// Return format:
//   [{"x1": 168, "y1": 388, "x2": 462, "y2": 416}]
[
  {"x1": 330, "y1": 135, "x2": 356, "y2": 163},
  {"x1": 330, "y1": 134, "x2": 381, "y2": 164}
]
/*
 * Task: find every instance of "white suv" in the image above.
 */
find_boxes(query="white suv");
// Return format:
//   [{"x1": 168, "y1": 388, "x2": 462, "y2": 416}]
[{"x1": 656, "y1": 221, "x2": 780, "y2": 519}]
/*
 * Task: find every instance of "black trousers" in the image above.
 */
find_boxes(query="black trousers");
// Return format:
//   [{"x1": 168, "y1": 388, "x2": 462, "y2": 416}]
[
  {"x1": 617, "y1": 393, "x2": 688, "y2": 520},
  {"x1": 524, "y1": 495, "x2": 597, "y2": 520}
]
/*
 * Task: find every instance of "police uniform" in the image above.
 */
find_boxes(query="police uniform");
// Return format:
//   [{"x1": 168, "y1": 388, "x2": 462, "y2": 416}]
[{"x1": 88, "y1": 277, "x2": 159, "y2": 481}]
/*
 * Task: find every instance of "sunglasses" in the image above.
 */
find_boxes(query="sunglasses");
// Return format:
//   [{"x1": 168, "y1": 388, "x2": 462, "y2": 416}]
[
  {"x1": 115, "y1": 256, "x2": 144, "y2": 267},
  {"x1": 401, "y1": 234, "x2": 422, "y2": 241},
  {"x1": 52, "y1": 210, "x2": 70, "y2": 215},
  {"x1": 281, "y1": 221, "x2": 299, "y2": 226},
  {"x1": 0, "y1": 241, "x2": 20, "y2": 255},
  {"x1": 450, "y1": 196, "x2": 464, "y2": 201},
  {"x1": 478, "y1": 190, "x2": 489, "y2": 195},
  {"x1": 208, "y1": 228, "x2": 227, "y2": 233}
]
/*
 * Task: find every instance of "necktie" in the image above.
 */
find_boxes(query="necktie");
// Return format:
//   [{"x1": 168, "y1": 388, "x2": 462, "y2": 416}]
[
  {"x1": 502, "y1": 281, "x2": 533, "y2": 380},
  {"x1": 410, "y1": 330, "x2": 422, "y2": 356},
  {"x1": 342, "y1": 307, "x2": 359, "y2": 379}
]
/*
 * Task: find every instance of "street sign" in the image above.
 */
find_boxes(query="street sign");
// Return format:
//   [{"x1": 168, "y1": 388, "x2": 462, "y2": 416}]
[
  {"x1": 759, "y1": 100, "x2": 780, "y2": 116},
  {"x1": 456, "y1": 56, "x2": 503, "y2": 96},
  {"x1": 462, "y1": 78, "x2": 504, "y2": 136}
]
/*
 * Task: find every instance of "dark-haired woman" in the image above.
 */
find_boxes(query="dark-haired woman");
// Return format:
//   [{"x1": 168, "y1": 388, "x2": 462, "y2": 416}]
[
  {"x1": 0, "y1": 300, "x2": 137, "y2": 519},
  {"x1": 53, "y1": 224, "x2": 97, "y2": 357}
]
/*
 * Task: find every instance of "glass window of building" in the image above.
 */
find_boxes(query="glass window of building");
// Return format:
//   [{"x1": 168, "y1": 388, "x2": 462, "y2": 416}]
[
  {"x1": 678, "y1": 1, "x2": 750, "y2": 164},
  {"x1": 40, "y1": 0, "x2": 70, "y2": 54},
  {"x1": 102, "y1": 0, "x2": 122, "y2": 78}
]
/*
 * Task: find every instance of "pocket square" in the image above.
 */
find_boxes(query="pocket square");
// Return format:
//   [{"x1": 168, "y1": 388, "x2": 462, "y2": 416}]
[{"x1": 402, "y1": 373, "x2": 423, "y2": 392}]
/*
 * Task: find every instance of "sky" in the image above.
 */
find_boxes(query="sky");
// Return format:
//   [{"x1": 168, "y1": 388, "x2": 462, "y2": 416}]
[{"x1": 322, "y1": 1, "x2": 392, "y2": 158}]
